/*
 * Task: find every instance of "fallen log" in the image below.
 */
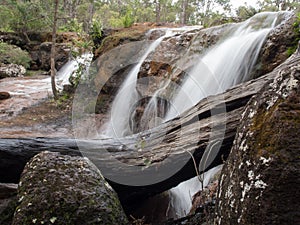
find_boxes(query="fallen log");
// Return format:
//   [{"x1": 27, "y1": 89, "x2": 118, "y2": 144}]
[{"x1": 1, "y1": 54, "x2": 297, "y2": 207}]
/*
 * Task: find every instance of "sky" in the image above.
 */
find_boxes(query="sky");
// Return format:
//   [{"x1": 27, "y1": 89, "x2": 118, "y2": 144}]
[{"x1": 230, "y1": 0, "x2": 258, "y2": 9}]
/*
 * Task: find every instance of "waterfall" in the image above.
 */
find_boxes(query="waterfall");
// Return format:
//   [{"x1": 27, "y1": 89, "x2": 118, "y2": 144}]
[
  {"x1": 167, "y1": 165, "x2": 223, "y2": 219},
  {"x1": 162, "y1": 12, "x2": 283, "y2": 219},
  {"x1": 165, "y1": 12, "x2": 280, "y2": 120},
  {"x1": 56, "y1": 53, "x2": 93, "y2": 89},
  {"x1": 103, "y1": 27, "x2": 201, "y2": 138}
]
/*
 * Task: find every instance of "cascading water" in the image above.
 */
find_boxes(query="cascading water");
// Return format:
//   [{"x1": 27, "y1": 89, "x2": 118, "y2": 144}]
[
  {"x1": 167, "y1": 165, "x2": 223, "y2": 219},
  {"x1": 164, "y1": 12, "x2": 287, "y2": 219},
  {"x1": 97, "y1": 11, "x2": 289, "y2": 221},
  {"x1": 103, "y1": 27, "x2": 201, "y2": 137},
  {"x1": 165, "y1": 12, "x2": 281, "y2": 120},
  {"x1": 56, "y1": 53, "x2": 93, "y2": 89},
  {"x1": 0, "y1": 53, "x2": 92, "y2": 118}
]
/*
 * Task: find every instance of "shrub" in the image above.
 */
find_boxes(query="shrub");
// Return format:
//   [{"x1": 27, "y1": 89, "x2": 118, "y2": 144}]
[
  {"x1": 287, "y1": 12, "x2": 300, "y2": 56},
  {"x1": 58, "y1": 18, "x2": 83, "y2": 34},
  {"x1": 0, "y1": 41, "x2": 31, "y2": 68},
  {"x1": 122, "y1": 12, "x2": 134, "y2": 28}
]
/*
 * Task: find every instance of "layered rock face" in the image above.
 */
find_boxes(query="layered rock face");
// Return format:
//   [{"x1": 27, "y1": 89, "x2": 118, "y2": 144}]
[
  {"x1": 13, "y1": 151, "x2": 128, "y2": 225},
  {"x1": 216, "y1": 52, "x2": 300, "y2": 224}
]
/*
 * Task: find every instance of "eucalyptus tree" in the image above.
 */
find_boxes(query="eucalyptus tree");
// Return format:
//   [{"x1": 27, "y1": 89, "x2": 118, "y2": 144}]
[{"x1": 257, "y1": 0, "x2": 300, "y2": 11}]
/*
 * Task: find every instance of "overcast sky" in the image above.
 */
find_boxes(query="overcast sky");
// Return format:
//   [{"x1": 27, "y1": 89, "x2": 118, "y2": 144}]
[{"x1": 230, "y1": 0, "x2": 258, "y2": 9}]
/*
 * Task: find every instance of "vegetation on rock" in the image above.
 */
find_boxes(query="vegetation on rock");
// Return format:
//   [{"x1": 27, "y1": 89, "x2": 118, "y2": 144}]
[
  {"x1": 13, "y1": 151, "x2": 128, "y2": 225},
  {"x1": 0, "y1": 41, "x2": 31, "y2": 68},
  {"x1": 287, "y1": 12, "x2": 300, "y2": 56}
]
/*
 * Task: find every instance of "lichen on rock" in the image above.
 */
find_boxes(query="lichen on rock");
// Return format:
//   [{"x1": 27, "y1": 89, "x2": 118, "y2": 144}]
[
  {"x1": 12, "y1": 151, "x2": 128, "y2": 225},
  {"x1": 216, "y1": 50, "x2": 300, "y2": 224}
]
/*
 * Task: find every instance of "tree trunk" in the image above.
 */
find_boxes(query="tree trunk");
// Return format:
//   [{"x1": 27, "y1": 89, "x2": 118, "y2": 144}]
[
  {"x1": 181, "y1": 0, "x2": 189, "y2": 24},
  {"x1": 156, "y1": 0, "x2": 161, "y2": 23},
  {"x1": 83, "y1": 0, "x2": 95, "y2": 33},
  {"x1": 0, "y1": 65, "x2": 283, "y2": 205},
  {"x1": 51, "y1": 0, "x2": 59, "y2": 100}
]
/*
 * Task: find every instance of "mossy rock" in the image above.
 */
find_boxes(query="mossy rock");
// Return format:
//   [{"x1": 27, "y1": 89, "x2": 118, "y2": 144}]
[
  {"x1": 12, "y1": 151, "x2": 128, "y2": 225},
  {"x1": 216, "y1": 53, "x2": 300, "y2": 224},
  {"x1": 94, "y1": 27, "x2": 149, "y2": 57}
]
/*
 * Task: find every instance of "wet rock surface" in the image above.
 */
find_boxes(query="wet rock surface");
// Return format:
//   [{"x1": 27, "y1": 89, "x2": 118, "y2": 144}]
[
  {"x1": 253, "y1": 11, "x2": 299, "y2": 78},
  {"x1": 216, "y1": 53, "x2": 300, "y2": 224},
  {"x1": 0, "y1": 91, "x2": 10, "y2": 100},
  {"x1": 13, "y1": 151, "x2": 128, "y2": 225},
  {"x1": 38, "y1": 42, "x2": 71, "y2": 71}
]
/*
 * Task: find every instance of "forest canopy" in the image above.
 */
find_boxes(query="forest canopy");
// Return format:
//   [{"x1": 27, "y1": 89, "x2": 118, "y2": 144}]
[{"x1": 0, "y1": 0, "x2": 299, "y2": 34}]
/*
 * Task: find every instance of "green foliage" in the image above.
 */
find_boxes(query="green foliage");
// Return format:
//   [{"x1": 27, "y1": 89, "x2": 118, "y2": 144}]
[
  {"x1": 0, "y1": 4, "x2": 14, "y2": 32},
  {"x1": 258, "y1": 0, "x2": 300, "y2": 12},
  {"x1": 90, "y1": 19, "x2": 102, "y2": 40},
  {"x1": 55, "y1": 92, "x2": 71, "y2": 108},
  {"x1": 287, "y1": 12, "x2": 300, "y2": 56},
  {"x1": 0, "y1": 41, "x2": 31, "y2": 68},
  {"x1": 69, "y1": 62, "x2": 86, "y2": 88},
  {"x1": 236, "y1": 5, "x2": 258, "y2": 21},
  {"x1": 123, "y1": 10, "x2": 134, "y2": 28},
  {"x1": 0, "y1": 0, "x2": 256, "y2": 35},
  {"x1": 3, "y1": 0, "x2": 51, "y2": 33},
  {"x1": 71, "y1": 39, "x2": 93, "y2": 57},
  {"x1": 58, "y1": 18, "x2": 83, "y2": 34}
]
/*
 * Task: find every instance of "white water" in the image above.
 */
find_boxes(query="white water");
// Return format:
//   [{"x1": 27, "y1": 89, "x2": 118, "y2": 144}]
[
  {"x1": 6, "y1": 53, "x2": 92, "y2": 97},
  {"x1": 165, "y1": 12, "x2": 280, "y2": 120},
  {"x1": 103, "y1": 27, "x2": 201, "y2": 137},
  {"x1": 167, "y1": 165, "x2": 223, "y2": 218},
  {"x1": 56, "y1": 53, "x2": 93, "y2": 88},
  {"x1": 163, "y1": 12, "x2": 282, "y2": 219},
  {"x1": 0, "y1": 53, "x2": 91, "y2": 118}
]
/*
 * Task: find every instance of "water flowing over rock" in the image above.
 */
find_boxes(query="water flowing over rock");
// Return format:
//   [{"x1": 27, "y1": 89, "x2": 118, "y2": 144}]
[
  {"x1": 253, "y1": 11, "x2": 299, "y2": 78},
  {"x1": 98, "y1": 12, "x2": 292, "y2": 138},
  {"x1": 0, "y1": 11, "x2": 299, "y2": 225},
  {"x1": 0, "y1": 64, "x2": 26, "y2": 79},
  {"x1": 12, "y1": 151, "x2": 128, "y2": 225},
  {"x1": 102, "y1": 27, "x2": 202, "y2": 137},
  {"x1": 216, "y1": 52, "x2": 300, "y2": 225}
]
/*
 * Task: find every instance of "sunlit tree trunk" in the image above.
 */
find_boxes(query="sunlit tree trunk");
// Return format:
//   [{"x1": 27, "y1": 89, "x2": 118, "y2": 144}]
[
  {"x1": 51, "y1": 0, "x2": 59, "y2": 100},
  {"x1": 181, "y1": 0, "x2": 189, "y2": 24},
  {"x1": 155, "y1": 0, "x2": 161, "y2": 23},
  {"x1": 84, "y1": 0, "x2": 95, "y2": 32}
]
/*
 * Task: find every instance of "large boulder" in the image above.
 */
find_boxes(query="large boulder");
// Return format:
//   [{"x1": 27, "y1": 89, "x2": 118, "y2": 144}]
[
  {"x1": 12, "y1": 151, "x2": 128, "y2": 225},
  {"x1": 0, "y1": 63, "x2": 26, "y2": 79},
  {"x1": 216, "y1": 51, "x2": 300, "y2": 224}
]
